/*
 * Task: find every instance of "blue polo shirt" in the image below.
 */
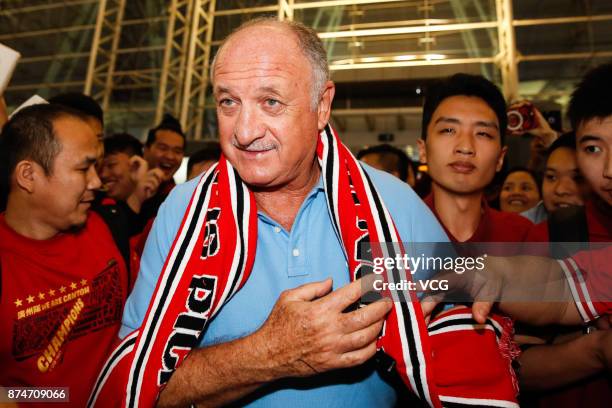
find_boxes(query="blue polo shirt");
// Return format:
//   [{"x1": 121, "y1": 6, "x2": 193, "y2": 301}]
[{"x1": 120, "y1": 164, "x2": 448, "y2": 407}]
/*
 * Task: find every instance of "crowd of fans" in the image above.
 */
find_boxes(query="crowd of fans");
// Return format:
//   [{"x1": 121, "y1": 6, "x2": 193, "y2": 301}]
[{"x1": 0, "y1": 17, "x2": 610, "y2": 408}]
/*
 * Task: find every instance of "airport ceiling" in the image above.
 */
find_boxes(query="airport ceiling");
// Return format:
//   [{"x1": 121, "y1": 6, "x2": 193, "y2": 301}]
[{"x1": 1, "y1": 0, "x2": 611, "y2": 141}]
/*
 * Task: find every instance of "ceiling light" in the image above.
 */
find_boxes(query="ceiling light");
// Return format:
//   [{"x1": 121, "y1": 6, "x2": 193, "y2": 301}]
[
  {"x1": 360, "y1": 57, "x2": 382, "y2": 63},
  {"x1": 424, "y1": 53, "x2": 446, "y2": 60},
  {"x1": 393, "y1": 55, "x2": 416, "y2": 61}
]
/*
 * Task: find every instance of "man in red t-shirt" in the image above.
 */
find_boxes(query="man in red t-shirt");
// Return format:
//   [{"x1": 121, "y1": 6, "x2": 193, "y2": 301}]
[
  {"x1": 417, "y1": 74, "x2": 533, "y2": 245},
  {"x1": 0, "y1": 104, "x2": 129, "y2": 407}
]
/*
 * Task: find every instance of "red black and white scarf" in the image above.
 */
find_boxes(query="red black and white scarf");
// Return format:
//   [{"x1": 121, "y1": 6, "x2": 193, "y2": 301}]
[{"x1": 89, "y1": 125, "x2": 518, "y2": 408}]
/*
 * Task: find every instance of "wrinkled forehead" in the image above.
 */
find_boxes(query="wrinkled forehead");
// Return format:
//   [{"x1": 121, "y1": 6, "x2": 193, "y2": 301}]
[{"x1": 213, "y1": 24, "x2": 306, "y2": 81}]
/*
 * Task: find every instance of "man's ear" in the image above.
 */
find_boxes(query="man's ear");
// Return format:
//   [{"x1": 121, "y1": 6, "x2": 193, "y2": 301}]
[
  {"x1": 13, "y1": 160, "x2": 39, "y2": 193},
  {"x1": 417, "y1": 138, "x2": 428, "y2": 164},
  {"x1": 317, "y1": 80, "x2": 336, "y2": 130},
  {"x1": 496, "y1": 145, "x2": 508, "y2": 172}
]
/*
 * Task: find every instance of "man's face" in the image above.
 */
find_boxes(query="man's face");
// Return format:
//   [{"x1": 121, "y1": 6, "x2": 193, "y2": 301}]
[
  {"x1": 418, "y1": 95, "x2": 506, "y2": 195},
  {"x1": 143, "y1": 129, "x2": 185, "y2": 180},
  {"x1": 213, "y1": 24, "x2": 333, "y2": 189},
  {"x1": 99, "y1": 151, "x2": 136, "y2": 201},
  {"x1": 542, "y1": 147, "x2": 589, "y2": 212},
  {"x1": 34, "y1": 116, "x2": 101, "y2": 232},
  {"x1": 576, "y1": 115, "x2": 612, "y2": 206}
]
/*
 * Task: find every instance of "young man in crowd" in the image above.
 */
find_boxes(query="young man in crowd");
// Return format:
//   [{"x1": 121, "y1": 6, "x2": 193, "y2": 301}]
[
  {"x1": 357, "y1": 144, "x2": 416, "y2": 187},
  {"x1": 100, "y1": 133, "x2": 164, "y2": 221},
  {"x1": 140, "y1": 113, "x2": 186, "y2": 222},
  {"x1": 417, "y1": 73, "x2": 533, "y2": 243},
  {"x1": 0, "y1": 104, "x2": 129, "y2": 407},
  {"x1": 99, "y1": 133, "x2": 165, "y2": 282}
]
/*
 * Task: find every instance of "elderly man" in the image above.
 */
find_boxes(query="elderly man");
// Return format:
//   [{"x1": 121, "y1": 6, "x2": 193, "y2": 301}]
[{"x1": 92, "y1": 19, "x2": 520, "y2": 408}]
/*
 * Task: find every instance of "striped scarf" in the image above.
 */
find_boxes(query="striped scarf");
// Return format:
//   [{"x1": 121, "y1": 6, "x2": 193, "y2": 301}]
[{"x1": 88, "y1": 125, "x2": 518, "y2": 408}]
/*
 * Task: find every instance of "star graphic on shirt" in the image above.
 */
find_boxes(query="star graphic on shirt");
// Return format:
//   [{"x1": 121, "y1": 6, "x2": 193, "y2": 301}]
[
  {"x1": 14, "y1": 299, "x2": 23, "y2": 307},
  {"x1": 38, "y1": 292, "x2": 45, "y2": 300},
  {"x1": 80, "y1": 279, "x2": 88, "y2": 286},
  {"x1": 48, "y1": 289, "x2": 56, "y2": 296},
  {"x1": 59, "y1": 286, "x2": 66, "y2": 293},
  {"x1": 70, "y1": 282, "x2": 77, "y2": 290},
  {"x1": 26, "y1": 295, "x2": 35, "y2": 304}
]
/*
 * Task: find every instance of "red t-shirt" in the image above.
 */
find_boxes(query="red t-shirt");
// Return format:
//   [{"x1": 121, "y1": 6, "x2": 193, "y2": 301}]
[
  {"x1": 558, "y1": 246, "x2": 612, "y2": 322},
  {"x1": 424, "y1": 193, "x2": 533, "y2": 243},
  {"x1": 0, "y1": 212, "x2": 128, "y2": 407},
  {"x1": 526, "y1": 200, "x2": 612, "y2": 243}
]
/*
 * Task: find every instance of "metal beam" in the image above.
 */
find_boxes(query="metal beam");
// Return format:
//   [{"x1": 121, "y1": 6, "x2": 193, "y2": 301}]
[
  {"x1": 212, "y1": 0, "x2": 405, "y2": 16},
  {"x1": 180, "y1": 0, "x2": 216, "y2": 140},
  {"x1": 513, "y1": 14, "x2": 612, "y2": 27},
  {"x1": 84, "y1": 0, "x2": 126, "y2": 111},
  {"x1": 0, "y1": 24, "x2": 95, "y2": 41},
  {"x1": 0, "y1": 0, "x2": 98, "y2": 16},
  {"x1": 156, "y1": 0, "x2": 193, "y2": 123},
  {"x1": 495, "y1": 0, "x2": 518, "y2": 101},
  {"x1": 330, "y1": 56, "x2": 496, "y2": 70},
  {"x1": 318, "y1": 20, "x2": 498, "y2": 39},
  {"x1": 519, "y1": 50, "x2": 612, "y2": 62},
  {"x1": 278, "y1": 0, "x2": 295, "y2": 21}
]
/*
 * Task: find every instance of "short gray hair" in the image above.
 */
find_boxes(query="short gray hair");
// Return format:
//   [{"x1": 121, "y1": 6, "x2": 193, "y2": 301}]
[{"x1": 210, "y1": 17, "x2": 329, "y2": 110}]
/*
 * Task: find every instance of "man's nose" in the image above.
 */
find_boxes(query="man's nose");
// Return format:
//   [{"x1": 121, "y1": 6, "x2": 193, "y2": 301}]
[
  {"x1": 233, "y1": 105, "x2": 265, "y2": 147},
  {"x1": 604, "y1": 150, "x2": 612, "y2": 180},
  {"x1": 454, "y1": 131, "x2": 475, "y2": 156},
  {"x1": 88, "y1": 166, "x2": 102, "y2": 190}
]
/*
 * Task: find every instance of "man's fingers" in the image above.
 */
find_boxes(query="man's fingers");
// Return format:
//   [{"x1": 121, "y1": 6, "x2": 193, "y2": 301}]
[
  {"x1": 472, "y1": 301, "x2": 493, "y2": 324},
  {"x1": 318, "y1": 276, "x2": 372, "y2": 312},
  {"x1": 340, "y1": 319, "x2": 384, "y2": 351},
  {"x1": 420, "y1": 296, "x2": 440, "y2": 320},
  {"x1": 282, "y1": 278, "x2": 333, "y2": 302},
  {"x1": 338, "y1": 341, "x2": 378, "y2": 368},
  {"x1": 341, "y1": 299, "x2": 392, "y2": 332}
]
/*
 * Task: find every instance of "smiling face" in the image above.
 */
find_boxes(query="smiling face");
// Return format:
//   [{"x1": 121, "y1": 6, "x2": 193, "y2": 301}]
[
  {"x1": 143, "y1": 129, "x2": 185, "y2": 180},
  {"x1": 34, "y1": 116, "x2": 102, "y2": 232},
  {"x1": 99, "y1": 151, "x2": 136, "y2": 200},
  {"x1": 542, "y1": 147, "x2": 589, "y2": 212},
  {"x1": 212, "y1": 23, "x2": 333, "y2": 190},
  {"x1": 576, "y1": 115, "x2": 612, "y2": 206},
  {"x1": 418, "y1": 95, "x2": 506, "y2": 195},
  {"x1": 500, "y1": 170, "x2": 541, "y2": 213}
]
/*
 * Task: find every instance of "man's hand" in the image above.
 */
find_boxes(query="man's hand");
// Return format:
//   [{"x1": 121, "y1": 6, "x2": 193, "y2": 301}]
[
  {"x1": 253, "y1": 276, "x2": 393, "y2": 378},
  {"x1": 421, "y1": 255, "x2": 583, "y2": 326},
  {"x1": 420, "y1": 257, "x2": 507, "y2": 324},
  {"x1": 126, "y1": 156, "x2": 164, "y2": 213},
  {"x1": 158, "y1": 276, "x2": 393, "y2": 407},
  {"x1": 508, "y1": 101, "x2": 559, "y2": 170}
]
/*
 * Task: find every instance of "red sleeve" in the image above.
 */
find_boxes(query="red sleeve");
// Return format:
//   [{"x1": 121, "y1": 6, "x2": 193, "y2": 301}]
[
  {"x1": 526, "y1": 221, "x2": 549, "y2": 242},
  {"x1": 558, "y1": 246, "x2": 612, "y2": 322}
]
